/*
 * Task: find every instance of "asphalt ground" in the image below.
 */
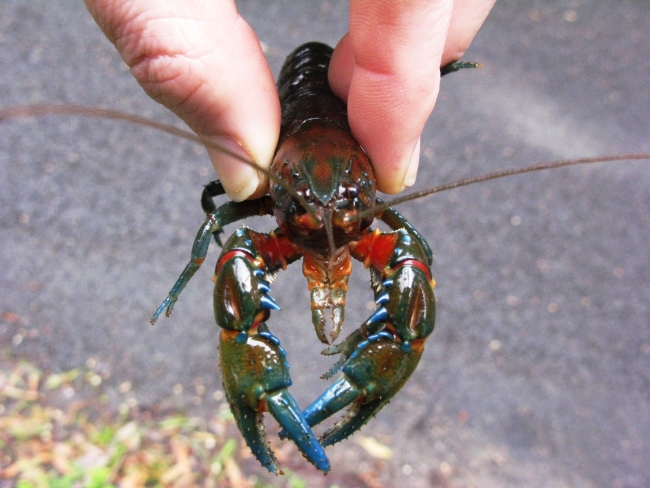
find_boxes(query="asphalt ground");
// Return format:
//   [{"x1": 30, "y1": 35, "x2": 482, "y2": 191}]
[{"x1": 1, "y1": 1, "x2": 649, "y2": 486}]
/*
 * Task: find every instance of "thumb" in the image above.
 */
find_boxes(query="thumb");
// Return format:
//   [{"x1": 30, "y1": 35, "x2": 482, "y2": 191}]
[
  {"x1": 329, "y1": 0, "x2": 453, "y2": 193},
  {"x1": 85, "y1": 0, "x2": 280, "y2": 201}
]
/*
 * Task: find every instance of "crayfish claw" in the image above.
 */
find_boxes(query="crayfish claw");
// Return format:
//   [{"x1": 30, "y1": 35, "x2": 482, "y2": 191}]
[
  {"x1": 304, "y1": 377, "x2": 361, "y2": 429},
  {"x1": 219, "y1": 329, "x2": 329, "y2": 472},
  {"x1": 320, "y1": 395, "x2": 387, "y2": 447},
  {"x1": 266, "y1": 390, "x2": 330, "y2": 472},
  {"x1": 305, "y1": 332, "x2": 425, "y2": 444},
  {"x1": 229, "y1": 388, "x2": 330, "y2": 474},
  {"x1": 292, "y1": 375, "x2": 387, "y2": 447},
  {"x1": 227, "y1": 397, "x2": 280, "y2": 473}
]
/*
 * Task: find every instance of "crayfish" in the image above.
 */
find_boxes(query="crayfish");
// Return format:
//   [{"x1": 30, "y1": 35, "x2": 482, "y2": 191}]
[
  {"x1": 147, "y1": 42, "x2": 650, "y2": 473},
  {"x1": 3, "y1": 40, "x2": 647, "y2": 475},
  {"x1": 149, "y1": 42, "x2": 458, "y2": 473}
]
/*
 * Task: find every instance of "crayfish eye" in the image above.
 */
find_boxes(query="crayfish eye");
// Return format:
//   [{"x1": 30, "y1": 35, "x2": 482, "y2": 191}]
[
  {"x1": 296, "y1": 185, "x2": 312, "y2": 201},
  {"x1": 291, "y1": 186, "x2": 312, "y2": 217},
  {"x1": 338, "y1": 183, "x2": 360, "y2": 200}
]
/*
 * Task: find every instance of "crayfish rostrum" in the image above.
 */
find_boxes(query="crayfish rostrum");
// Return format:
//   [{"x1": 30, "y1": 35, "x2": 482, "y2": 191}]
[{"x1": 151, "y1": 42, "x2": 472, "y2": 473}]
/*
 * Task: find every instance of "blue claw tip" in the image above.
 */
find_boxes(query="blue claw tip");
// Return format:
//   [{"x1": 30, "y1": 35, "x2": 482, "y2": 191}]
[
  {"x1": 258, "y1": 281, "x2": 271, "y2": 293},
  {"x1": 266, "y1": 391, "x2": 330, "y2": 472},
  {"x1": 382, "y1": 279, "x2": 394, "y2": 288},
  {"x1": 253, "y1": 269, "x2": 265, "y2": 277},
  {"x1": 260, "y1": 295, "x2": 281, "y2": 311},
  {"x1": 368, "y1": 331, "x2": 393, "y2": 343},
  {"x1": 259, "y1": 332, "x2": 289, "y2": 362},
  {"x1": 367, "y1": 306, "x2": 388, "y2": 325},
  {"x1": 235, "y1": 331, "x2": 248, "y2": 344},
  {"x1": 375, "y1": 291, "x2": 389, "y2": 305},
  {"x1": 258, "y1": 331, "x2": 280, "y2": 346}
]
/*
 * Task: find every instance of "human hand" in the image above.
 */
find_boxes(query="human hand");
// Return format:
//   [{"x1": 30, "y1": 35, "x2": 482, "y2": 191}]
[
  {"x1": 330, "y1": 0, "x2": 496, "y2": 193},
  {"x1": 84, "y1": 0, "x2": 280, "y2": 201},
  {"x1": 84, "y1": 0, "x2": 495, "y2": 200}
]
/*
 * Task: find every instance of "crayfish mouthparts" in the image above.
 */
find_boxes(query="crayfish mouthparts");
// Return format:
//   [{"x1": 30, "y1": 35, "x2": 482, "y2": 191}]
[{"x1": 294, "y1": 211, "x2": 322, "y2": 230}]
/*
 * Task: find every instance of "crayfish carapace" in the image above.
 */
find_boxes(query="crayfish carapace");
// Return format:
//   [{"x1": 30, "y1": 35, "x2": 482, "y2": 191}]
[{"x1": 150, "y1": 42, "x2": 451, "y2": 473}]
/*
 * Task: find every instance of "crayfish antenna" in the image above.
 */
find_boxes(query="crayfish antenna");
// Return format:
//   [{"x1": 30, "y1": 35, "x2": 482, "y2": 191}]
[
  {"x1": 356, "y1": 153, "x2": 650, "y2": 221},
  {"x1": 324, "y1": 209, "x2": 337, "y2": 262}
]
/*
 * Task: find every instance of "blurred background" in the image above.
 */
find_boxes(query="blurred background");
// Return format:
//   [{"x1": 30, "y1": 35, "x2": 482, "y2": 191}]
[{"x1": 1, "y1": 1, "x2": 649, "y2": 486}]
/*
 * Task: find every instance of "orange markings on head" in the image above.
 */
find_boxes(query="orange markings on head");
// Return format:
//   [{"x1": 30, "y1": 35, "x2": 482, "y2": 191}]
[
  {"x1": 410, "y1": 339, "x2": 426, "y2": 353},
  {"x1": 220, "y1": 329, "x2": 240, "y2": 340},
  {"x1": 296, "y1": 212, "x2": 322, "y2": 230}
]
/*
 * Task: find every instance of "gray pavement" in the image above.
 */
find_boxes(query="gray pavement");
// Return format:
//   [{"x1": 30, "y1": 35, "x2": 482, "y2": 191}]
[{"x1": 1, "y1": 1, "x2": 649, "y2": 486}]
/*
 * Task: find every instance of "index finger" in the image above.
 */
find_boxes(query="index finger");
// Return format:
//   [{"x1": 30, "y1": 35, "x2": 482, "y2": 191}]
[{"x1": 329, "y1": 0, "x2": 454, "y2": 194}]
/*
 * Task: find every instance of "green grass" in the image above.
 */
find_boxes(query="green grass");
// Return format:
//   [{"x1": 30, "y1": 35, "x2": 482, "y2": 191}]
[{"x1": 0, "y1": 359, "x2": 351, "y2": 488}]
